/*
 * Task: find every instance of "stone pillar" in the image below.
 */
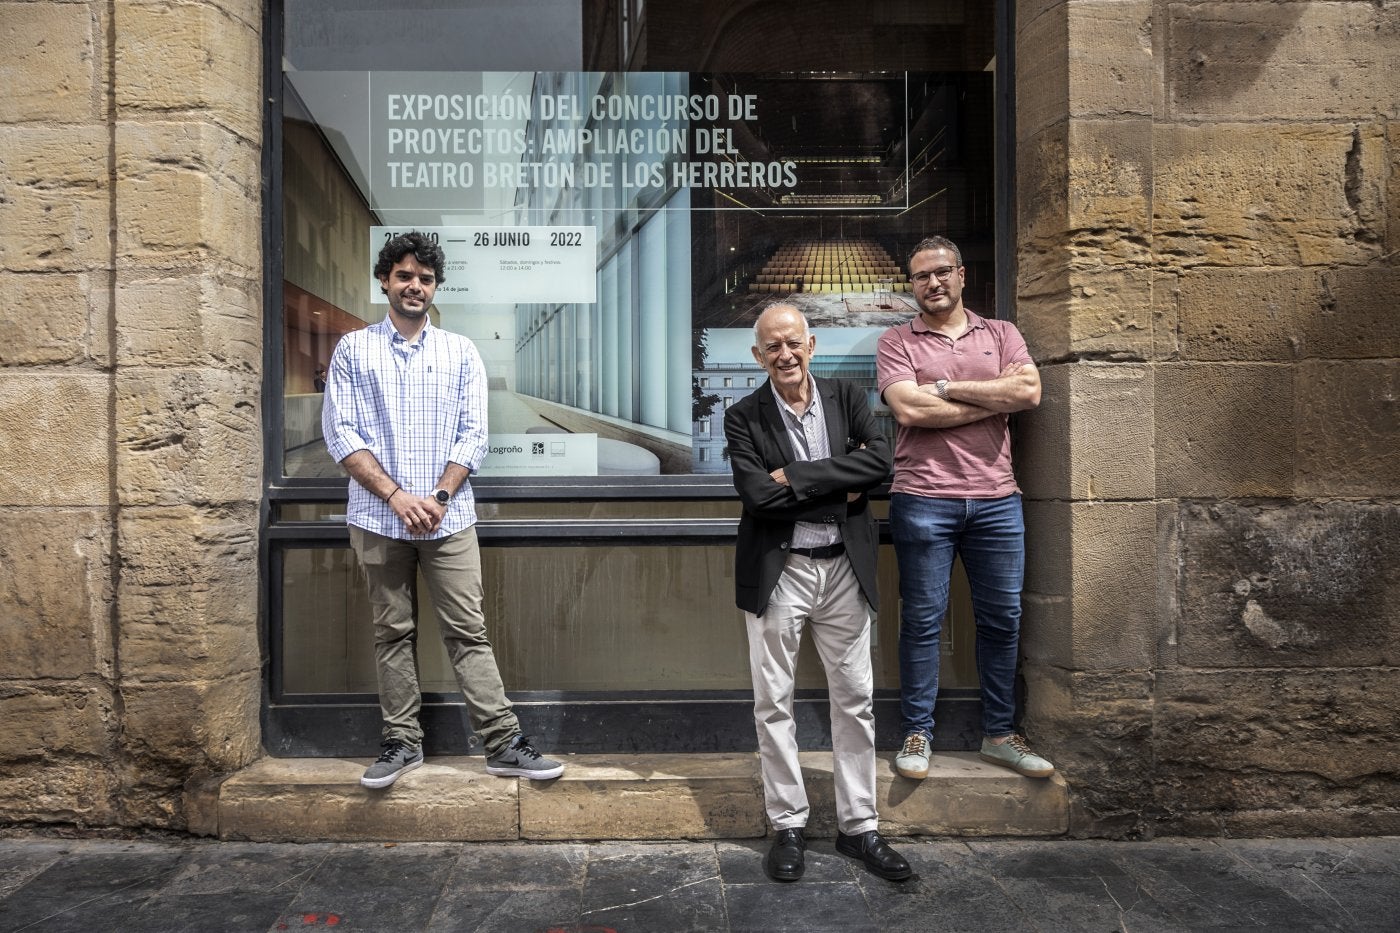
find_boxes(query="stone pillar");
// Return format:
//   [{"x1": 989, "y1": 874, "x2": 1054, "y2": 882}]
[
  {"x1": 1015, "y1": 0, "x2": 1399, "y2": 836},
  {"x1": 0, "y1": 0, "x2": 263, "y2": 829}
]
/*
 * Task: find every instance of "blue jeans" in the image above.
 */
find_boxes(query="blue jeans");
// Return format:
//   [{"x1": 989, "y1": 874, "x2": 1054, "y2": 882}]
[{"x1": 890, "y1": 492, "x2": 1025, "y2": 739}]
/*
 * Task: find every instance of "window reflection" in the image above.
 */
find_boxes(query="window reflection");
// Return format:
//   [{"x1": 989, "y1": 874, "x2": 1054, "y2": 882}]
[
  {"x1": 281, "y1": 543, "x2": 971, "y2": 695},
  {"x1": 272, "y1": 1, "x2": 997, "y2": 715}
]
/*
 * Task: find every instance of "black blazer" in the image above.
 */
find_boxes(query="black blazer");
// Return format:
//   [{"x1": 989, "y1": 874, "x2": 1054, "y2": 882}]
[{"x1": 724, "y1": 377, "x2": 892, "y2": 615}]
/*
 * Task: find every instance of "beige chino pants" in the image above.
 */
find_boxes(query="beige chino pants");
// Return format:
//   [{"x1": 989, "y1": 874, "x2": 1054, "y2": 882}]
[
  {"x1": 350, "y1": 525, "x2": 519, "y2": 755},
  {"x1": 745, "y1": 552, "x2": 879, "y2": 836}
]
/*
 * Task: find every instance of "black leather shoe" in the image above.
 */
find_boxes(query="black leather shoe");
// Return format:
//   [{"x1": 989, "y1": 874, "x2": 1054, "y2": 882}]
[
  {"x1": 765, "y1": 828, "x2": 806, "y2": 882},
  {"x1": 835, "y1": 830, "x2": 912, "y2": 881}
]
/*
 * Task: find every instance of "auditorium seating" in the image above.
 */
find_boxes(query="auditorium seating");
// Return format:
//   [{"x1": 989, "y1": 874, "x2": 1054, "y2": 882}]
[{"x1": 746, "y1": 239, "x2": 907, "y2": 294}]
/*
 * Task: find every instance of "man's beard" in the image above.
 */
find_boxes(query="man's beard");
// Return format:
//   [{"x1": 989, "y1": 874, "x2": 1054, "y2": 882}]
[{"x1": 919, "y1": 292, "x2": 952, "y2": 313}]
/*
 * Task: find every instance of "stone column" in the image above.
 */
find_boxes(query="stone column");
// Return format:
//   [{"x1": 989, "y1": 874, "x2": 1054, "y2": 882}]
[
  {"x1": 1015, "y1": 0, "x2": 1399, "y2": 836},
  {"x1": 1, "y1": 1, "x2": 114, "y2": 825},
  {"x1": 0, "y1": 0, "x2": 264, "y2": 829}
]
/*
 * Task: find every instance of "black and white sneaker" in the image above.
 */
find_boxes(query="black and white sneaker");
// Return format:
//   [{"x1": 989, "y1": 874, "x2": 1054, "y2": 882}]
[
  {"x1": 360, "y1": 739, "x2": 424, "y2": 789},
  {"x1": 485, "y1": 734, "x2": 564, "y2": 780}
]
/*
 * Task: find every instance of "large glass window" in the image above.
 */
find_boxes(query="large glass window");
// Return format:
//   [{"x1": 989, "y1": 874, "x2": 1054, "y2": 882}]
[{"x1": 267, "y1": 0, "x2": 1004, "y2": 753}]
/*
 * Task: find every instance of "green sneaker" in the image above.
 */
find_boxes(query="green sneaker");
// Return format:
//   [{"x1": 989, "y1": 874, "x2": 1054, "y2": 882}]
[
  {"x1": 980, "y1": 734, "x2": 1054, "y2": 777},
  {"x1": 895, "y1": 732, "x2": 931, "y2": 780}
]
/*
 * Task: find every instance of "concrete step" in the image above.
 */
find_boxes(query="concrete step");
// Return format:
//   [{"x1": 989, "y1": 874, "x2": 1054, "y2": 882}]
[{"x1": 189, "y1": 752, "x2": 1069, "y2": 843}]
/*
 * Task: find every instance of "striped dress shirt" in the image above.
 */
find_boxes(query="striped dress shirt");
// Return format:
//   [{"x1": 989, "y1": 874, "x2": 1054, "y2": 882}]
[
  {"x1": 771, "y1": 375, "x2": 841, "y2": 549},
  {"x1": 322, "y1": 317, "x2": 489, "y2": 540}
]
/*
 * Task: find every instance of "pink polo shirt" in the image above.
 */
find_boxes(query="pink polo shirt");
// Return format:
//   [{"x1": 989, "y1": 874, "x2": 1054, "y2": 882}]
[{"x1": 875, "y1": 310, "x2": 1033, "y2": 499}]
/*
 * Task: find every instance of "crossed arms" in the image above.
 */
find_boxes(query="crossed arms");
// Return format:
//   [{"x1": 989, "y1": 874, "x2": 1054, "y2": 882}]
[
  {"x1": 725, "y1": 386, "x2": 892, "y2": 524},
  {"x1": 883, "y1": 362, "x2": 1041, "y2": 430}
]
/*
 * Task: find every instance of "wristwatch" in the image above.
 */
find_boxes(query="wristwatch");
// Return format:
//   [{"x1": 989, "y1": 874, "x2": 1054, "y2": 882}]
[
  {"x1": 933, "y1": 379, "x2": 950, "y2": 400},
  {"x1": 432, "y1": 488, "x2": 451, "y2": 505}
]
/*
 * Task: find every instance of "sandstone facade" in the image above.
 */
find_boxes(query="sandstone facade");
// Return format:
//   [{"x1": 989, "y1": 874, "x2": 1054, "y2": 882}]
[
  {"x1": 1016, "y1": 0, "x2": 1399, "y2": 836},
  {"x1": 0, "y1": 1, "x2": 1394, "y2": 837},
  {"x1": 0, "y1": 0, "x2": 263, "y2": 829}
]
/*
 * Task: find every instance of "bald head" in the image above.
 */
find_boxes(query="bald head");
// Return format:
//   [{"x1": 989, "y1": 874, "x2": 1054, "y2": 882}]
[
  {"x1": 753, "y1": 302, "x2": 809, "y2": 347},
  {"x1": 751, "y1": 302, "x2": 815, "y2": 401}
]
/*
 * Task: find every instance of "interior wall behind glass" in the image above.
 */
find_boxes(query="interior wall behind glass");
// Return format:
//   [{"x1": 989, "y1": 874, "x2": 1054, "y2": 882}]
[
  {"x1": 281, "y1": 542, "x2": 974, "y2": 694},
  {"x1": 273, "y1": 1, "x2": 997, "y2": 703},
  {"x1": 277, "y1": 3, "x2": 998, "y2": 482},
  {"x1": 282, "y1": 112, "x2": 379, "y2": 479}
]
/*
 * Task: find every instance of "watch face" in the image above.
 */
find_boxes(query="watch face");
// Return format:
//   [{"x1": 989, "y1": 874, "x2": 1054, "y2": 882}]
[{"x1": 435, "y1": 490, "x2": 450, "y2": 504}]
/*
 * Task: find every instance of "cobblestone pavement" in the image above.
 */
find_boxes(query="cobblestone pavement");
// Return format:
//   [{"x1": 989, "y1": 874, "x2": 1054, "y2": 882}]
[{"x1": 0, "y1": 834, "x2": 1396, "y2": 932}]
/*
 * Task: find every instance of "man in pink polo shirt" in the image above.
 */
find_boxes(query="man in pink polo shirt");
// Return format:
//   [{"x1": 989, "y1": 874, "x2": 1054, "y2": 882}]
[{"x1": 875, "y1": 236, "x2": 1055, "y2": 782}]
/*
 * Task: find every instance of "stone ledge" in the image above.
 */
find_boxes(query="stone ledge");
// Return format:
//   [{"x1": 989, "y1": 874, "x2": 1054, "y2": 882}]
[
  {"x1": 214, "y1": 756, "x2": 518, "y2": 843},
  {"x1": 872, "y1": 752, "x2": 1070, "y2": 838},
  {"x1": 201, "y1": 752, "x2": 1069, "y2": 843},
  {"x1": 521, "y1": 753, "x2": 764, "y2": 840}
]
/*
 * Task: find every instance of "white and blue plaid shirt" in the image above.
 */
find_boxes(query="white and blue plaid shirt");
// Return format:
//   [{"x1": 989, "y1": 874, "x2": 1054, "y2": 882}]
[{"x1": 322, "y1": 317, "x2": 489, "y2": 540}]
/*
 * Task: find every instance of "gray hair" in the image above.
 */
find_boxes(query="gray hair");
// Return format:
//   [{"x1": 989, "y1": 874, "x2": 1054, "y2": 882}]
[{"x1": 752, "y1": 301, "x2": 810, "y2": 347}]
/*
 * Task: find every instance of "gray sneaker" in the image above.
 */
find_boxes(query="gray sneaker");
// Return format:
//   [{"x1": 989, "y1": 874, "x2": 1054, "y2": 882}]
[
  {"x1": 486, "y1": 734, "x2": 565, "y2": 780},
  {"x1": 361, "y1": 739, "x2": 424, "y2": 789}
]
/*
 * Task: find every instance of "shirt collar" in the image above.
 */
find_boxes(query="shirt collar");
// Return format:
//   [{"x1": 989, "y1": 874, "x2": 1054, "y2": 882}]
[
  {"x1": 769, "y1": 373, "x2": 820, "y2": 420},
  {"x1": 911, "y1": 308, "x2": 986, "y2": 335},
  {"x1": 374, "y1": 315, "x2": 434, "y2": 345}
]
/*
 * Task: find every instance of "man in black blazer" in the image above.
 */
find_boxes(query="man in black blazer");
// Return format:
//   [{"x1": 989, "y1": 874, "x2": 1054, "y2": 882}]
[{"x1": 724, "y1": 303, "x2": 910, "y2": 883}]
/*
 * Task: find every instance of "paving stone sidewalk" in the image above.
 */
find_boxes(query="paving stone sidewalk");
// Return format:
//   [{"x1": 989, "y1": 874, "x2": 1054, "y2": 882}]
[{"x1": 0, "y1": 834, "x2": 1396, "y2": 932}]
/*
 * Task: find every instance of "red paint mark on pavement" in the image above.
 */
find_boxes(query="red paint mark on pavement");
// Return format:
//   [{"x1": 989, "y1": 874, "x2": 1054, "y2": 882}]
[{"x1": 283, "y1": 913, "x2": 345, "y2": 927}]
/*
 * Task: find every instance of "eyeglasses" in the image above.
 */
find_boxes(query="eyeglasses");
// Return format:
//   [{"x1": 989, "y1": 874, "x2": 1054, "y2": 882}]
[{"x1": 909, "y1": 266, "x2": 960, "y2": 285}]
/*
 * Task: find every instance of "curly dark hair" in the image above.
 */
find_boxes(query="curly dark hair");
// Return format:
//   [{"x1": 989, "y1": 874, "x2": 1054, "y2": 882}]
[{"x1": 374, "y1": 231, "x2": 447, "y2": 286}]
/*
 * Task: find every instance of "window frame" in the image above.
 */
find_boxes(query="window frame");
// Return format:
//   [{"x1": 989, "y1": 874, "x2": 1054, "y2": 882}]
[{"x1": 260, "y1": 0, "x2": 1014, "y2": 755}]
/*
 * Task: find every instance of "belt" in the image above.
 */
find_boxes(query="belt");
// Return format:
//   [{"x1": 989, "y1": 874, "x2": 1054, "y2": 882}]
[{"x1": 788, "y1": 542, "x2": 845, "y2": 560}]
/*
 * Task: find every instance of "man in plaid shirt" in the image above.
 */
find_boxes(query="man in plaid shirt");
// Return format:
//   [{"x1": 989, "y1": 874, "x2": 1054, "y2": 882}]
[{"x1": 323, "y1": 231, "x2": 564, "y2": 789}]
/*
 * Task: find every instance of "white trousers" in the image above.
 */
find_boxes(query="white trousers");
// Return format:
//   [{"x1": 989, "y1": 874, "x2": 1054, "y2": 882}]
[{"x1": 745, "y1": 552, "x2": 878, "y2": 835}]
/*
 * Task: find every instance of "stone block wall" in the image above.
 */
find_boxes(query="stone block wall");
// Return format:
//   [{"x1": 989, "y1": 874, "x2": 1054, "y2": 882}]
[
  {"x1": 1016, "y1": 0, "x2": 1400, "y2": 836},
  {"x1": 0, "y1": 0, "x2": 263, "y2": 830},
  {"x1": 2, "y1": 0, "x2": 1395, "y2": 837}
]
